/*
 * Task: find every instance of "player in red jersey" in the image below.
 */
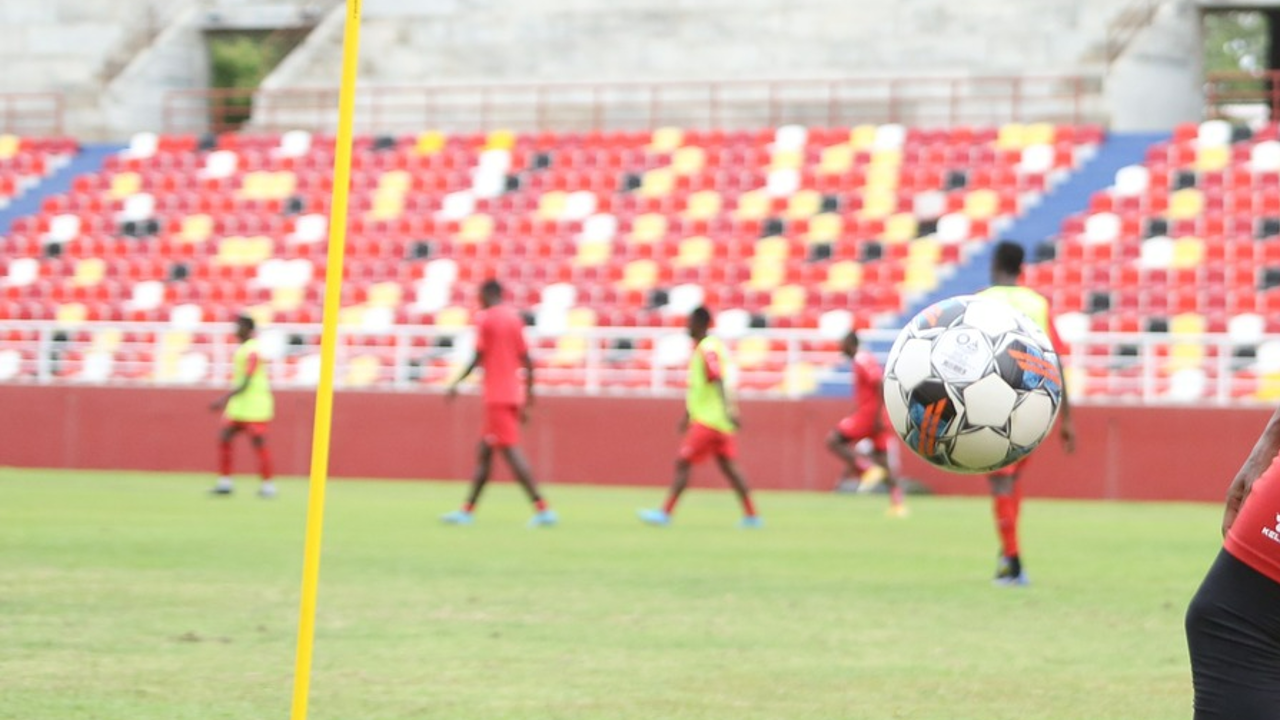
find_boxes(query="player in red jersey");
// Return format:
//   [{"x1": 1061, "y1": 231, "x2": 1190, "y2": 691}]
[
  {"x1": 977, "y1": 242, "x2": 1075, "y2": 585},
  {"x1": 1186, "y1": 407, "x2": 1280, "y2": 720},
  {"x1": 826, "y1": 330, "x2": 906, "y2": 517},
  {"x1": 443, "y1": 279, "x2": 556, "y2": 527}
]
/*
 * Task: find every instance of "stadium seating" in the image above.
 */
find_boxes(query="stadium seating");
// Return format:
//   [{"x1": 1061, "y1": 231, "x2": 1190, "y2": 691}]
[{"x1": 0, "y1": 125, "x2": 1101, "y2": 390}]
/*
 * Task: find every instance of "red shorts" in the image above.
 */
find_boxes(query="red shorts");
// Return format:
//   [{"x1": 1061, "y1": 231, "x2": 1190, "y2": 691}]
[
  {"x1": 1226, "y1": 454, "x2": 1280, "y2": 585},
  {"x1": 223, "y1": 420, "x2": 269, "y2": 437},
  {"x1": 836, "y1": 413, "x2": 893, "y2": 453},
  {"x1": 483, "y1": 403, "x2": 521, "y2": 448},
  {"x1": 679, "y1": 422, "x2": 737, "y2": 464}
]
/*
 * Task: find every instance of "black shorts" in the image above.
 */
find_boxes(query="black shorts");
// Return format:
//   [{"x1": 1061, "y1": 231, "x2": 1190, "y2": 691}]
[{"x1": 1185, "y1": 549, "x2": 1280, "y2": 720}]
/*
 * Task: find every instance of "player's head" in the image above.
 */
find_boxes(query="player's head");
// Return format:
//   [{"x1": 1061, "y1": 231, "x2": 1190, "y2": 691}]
[
  {"x1": 479, "y1": 279, "x2": 503, "y2": 308},
  {"x1": 841, "y1": 330, "x2": 859, "y2": 358},
  {"x1": 688, "y1": 306, "x2": 713, "y2": 340},
  {"x1": 991, "y1": 241, "x2": 1025, "y2": 284},
  {"x1": 234, "y1": 314, "x2": 255, "y2": 342}
]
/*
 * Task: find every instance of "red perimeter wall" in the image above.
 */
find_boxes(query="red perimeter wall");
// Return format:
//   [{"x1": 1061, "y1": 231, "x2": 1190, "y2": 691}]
[{"x1": 0, "y1": 384, "x2": 1265, "y2": 502}]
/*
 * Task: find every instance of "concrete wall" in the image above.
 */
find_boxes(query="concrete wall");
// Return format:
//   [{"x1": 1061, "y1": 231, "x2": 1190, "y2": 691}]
[{"x1": 0, "y1": 383, "x2": 1262, "y2": 502}]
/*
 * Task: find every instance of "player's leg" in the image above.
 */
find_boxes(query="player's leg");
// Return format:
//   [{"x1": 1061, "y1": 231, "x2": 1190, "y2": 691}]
[
  {"x1": 639, "y1": 458, "x2": 692, "y2": 526},
  {"x1": 212, "y1": 423, "x2": 241, "y2": 494},
  {"x1": 988, "y1": 466, "x2": 1025, "y2": 584},
  {"x1": 715, "y1": 454, "x2": 760, "y2": 527},
  {"x1": 501, "y1": 445, "x2": 557, "y2": 527},
  {"x1": 249, "y1": 426, "x2": 275, "y2": 498},
  {"x1": 442, "y1": 440, "x2": 491, "y2": 525},
  {"x1": 1186, "y1": 549, "x2": 1280, "y2": 720},
  {"x1": 826, "y1": 427, "x2": 861, "y2": 491},
  {"x1": 872, "y1": 447, "x2": 907, "y2": 517}
]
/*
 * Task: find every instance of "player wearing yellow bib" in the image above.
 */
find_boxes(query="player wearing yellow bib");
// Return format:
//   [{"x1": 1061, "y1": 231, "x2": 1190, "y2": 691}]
[
  {"x1": 209, "y1": 315, "x2": 275, "y2": 497},
  {"x1": 639, "y1": 307, "x2": 760, "y2": 528},
  {"x1": 976, "y1": 242, "x2": 1076, "y2": 585}
]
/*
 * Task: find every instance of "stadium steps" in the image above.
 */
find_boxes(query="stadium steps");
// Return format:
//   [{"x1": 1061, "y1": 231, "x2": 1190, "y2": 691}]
[
  {"x1": 0, "y1": 143, "x2": 121, "y2": 235},
  {"x1": 896, "y1": 131, "x2": 1170, "y2": 319}
]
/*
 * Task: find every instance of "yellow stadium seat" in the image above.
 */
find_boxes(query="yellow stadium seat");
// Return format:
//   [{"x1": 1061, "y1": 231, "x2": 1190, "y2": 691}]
[
  {"x1": 1025, "y1": 123, "x2": 1056, "y2": 146},
  {"x1": 1172, "y1": 237, "x2": 1205, "y2": 268},
  {"x1": 154, "y1": 331, "x2": 194, "y2": 381},
  {"x1": 179, "y1": 214, "x2": 212, "y2": 243},
  {"x1": 770, "y1": 149, "x2": 803, "y2": 171},
  {"x1": 215, "y1": 236, "x2": 273, "y2": 266},
  {"x1": 1169, "y1": 313, "x2": 1207, "y2": 371},
  {"x1": 684, "y1": 190, "x2": 722, "y2": 220},
  {"x1": 1196, "y1": 145, "x2": 1230, "y2": 173},
  {"x1": 675, "y1": 236, "x2": 713, "y2": 267},
  {"x1": 272, "y1": 287, "x2": 304, "y2": 312},
  {"x1": 56, "y1": 302, "x2": 87, "y2": 325},
  {"x1": 72, "y1": 258, "x2": 105, "y2": 287},
  {"x1": 415, "y1": 130, "x2": 445, "y2": 155},
  {"x1": 849, "y1": 125, "x2": 877, "y2": 150},
  {"x1": 903, "y1": 262, "x2": 939, "y2": 293},
  {"x1": 865, "y1": 162, "x2": 900, "y2": 190},
  {"x1": 91, "y1": 329, "x2": 123, "y2": 353},
  {"x1": 568, "y1": 307, "x2": 598, "y2": 328},
  {"x1": 964, "y1": 189, "x2": 1000, "y2": 220},
  {"x1": 819, "y1": 144, "x2": 854, "y2": 175},
  {"x1": 747, "y1": 260, "x2": 785, "y2": 290},
  {"x1": 369, "y1": 193, "x2": 405, "y2": 221},
  {"x1": 537, "y1": 191, "x2": 568, "y2": 220},
  {"x1": 576, "y1": 240, "x2": 613, "y2": 267},
  {"x1": 736, "y1": 336, "x2": 770, "y2": 370},
  {"x1": 768, "y1": 284, "x2": 806, "y2": 316},
  {"x1": 379, "y1": 170, "x2": 411, "y2": 193},
  {"x1": 824, "y1": 261, "x2": 863, "y2": 291},
  {"x1": 639, "y1": 168, "x2": 674, "y2": 197},
  {"x1": 485, "y1": 129, "x2": 516, "y2": 151},
  {"x1": 908, "y1": 238, "x2": 942, "y2": 264},
  {"x1": 754, "y1": 236, "x2": 791, "y2": 263},
  {"x1": 781, "y1": 362, "x2": 818, "y2": 396},
  {"x1": 807, "y1": 213, "x2": 843, "y2": 244},
  {"x1": 0, "y1": 134, "x2": 18, "y2": 160},
  {"x1": 620, "y1": 259, "x2": 658, "y2": 290},
  {"x1": 870, "y1": 148, "x2": 902, "y2": 168},
  {"x1": 239, "y1": 171, "x2": 297, "y2": 201},
  {"x1": 786, "y1": 190, "x2": 823, "y2": 220},
  {"x1": 339, "y1": 305, "x2": 367, "y2": 328},
  {"x1": 883, "y1": 213, "x2": 919, "y2": 244},
  {"x1": 346, "y1": 355, "x2": 382, "y2": 387},
  {"x1": 110, "y1": 172, "x2": 141, "y2": 200},
  {"x1": 553, "y1": 336, "x2": 589, "y2": 366},
  {"x1": 1259, "y1": 372, "x2": 1280, "y2": 401},
  {"x1": 996, "y1": 124, "x2": 1027, "y2": 150},
  {"x1": 860, "y1": 189, "x2": 897, "y2": 220},
  {"x1": 650, "y1": 127, "x2": 685, "y2": 153},
  {"x1": 734, "y1": 190, "x2": 772, "y2": 221},
  {"x1": 671, "y1": 146, "x2": 706, "y2": 175},
  {"x1": 436, "y1": 306, "x2": 470, "y2": 329},
  {"x1": 367, "y1": 281, "x2": 404, "y2": 308},
  {"x1": 1168, "y1": 188, "x2": 1205, "y2": 220},
  {"x1": 629, "y1": 213, "x2": 668, "y2": 243},
  {"x1": 459, "y1": 214, "x2": 494, "y2": 243}
]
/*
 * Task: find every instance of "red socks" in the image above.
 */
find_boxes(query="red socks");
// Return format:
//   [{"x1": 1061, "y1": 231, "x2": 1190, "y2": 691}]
[
  {"x1": 218, "y1": 441, "x2": 232, "y2": 476},
  {"x1": 740, "y1": 494, "x2": 757, "y2": 518},
  {"x1": 994, "y1": 494, "x2": 1020, "y2": 557},
  {"x1": 662, "y1": 494, "x2": 680, "y2": 515},
  {"x1": 534, "y1": 498, "x2": 548, "y2": 513},
  {"x1": 256, "y1": 445, "x2": 273, "y2": 481}
]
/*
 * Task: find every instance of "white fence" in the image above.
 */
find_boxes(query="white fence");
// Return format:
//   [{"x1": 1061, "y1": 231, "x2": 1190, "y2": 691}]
[{"x1": 0, "y1": 321, "x2": 1274, "y2": 406}]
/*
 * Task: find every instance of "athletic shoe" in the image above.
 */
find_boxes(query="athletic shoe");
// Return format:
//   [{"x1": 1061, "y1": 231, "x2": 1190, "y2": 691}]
[
  {"x1": 857, "y1": 466, "x2": 887, "y2": 493},
  {"x1": 440, "y1": 510, "x2": 475, "y2": 526},
  {"x1": 739, "y1": 515, "x2": 764, "y2": 529},
  {"x1": 257, "y1": 482, "x2": 277, "y2": 499},
  {"x1": 528, "y1": 510, "x2": 558, "y2": 528},
  {"x1": 886, "y1": 504, "x2": 910, "y2": 519},
  {"x1": 834, "y1": 477, "x2": 861, "y2": 494},
  {"x1": 209, "y1": 477, "x2": 234, "y2": 495},
  {"x1": 993, "y1": 554, "x2": 1029, "y2": 587},
  {"x1": 637, "y1": 508, "x2": 670, "y2": 526}
]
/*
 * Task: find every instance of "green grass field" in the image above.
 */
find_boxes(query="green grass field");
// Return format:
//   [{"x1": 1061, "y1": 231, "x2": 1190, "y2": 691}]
[{"x1": 0, "y1": 468, "x2": 1217, "y2": 720}]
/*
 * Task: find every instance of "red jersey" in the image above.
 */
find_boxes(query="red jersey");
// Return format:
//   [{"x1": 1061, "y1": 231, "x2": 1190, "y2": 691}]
[
  {"x1": 1225, "y1": 452, "x2": 1280, "y2": 584},
  {"x1": 475, "y1": 304, "x2": 528, "y2": 405},
  {"x1": 850, "y1": 351, "x2": 886, "y2": 424}
]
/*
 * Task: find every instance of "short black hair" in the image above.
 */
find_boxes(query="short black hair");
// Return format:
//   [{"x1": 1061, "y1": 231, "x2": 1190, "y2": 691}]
[
  {"x1": 992, "y1": 241, "x2": 1025, "y2": 276},
  {"x1": 235, "y1": 314, "x2": 255, "y2": 332},
  {"x1": 844, "y1": 329, "x2": 859, "y2": 347},
  {"x1": 480, "y1": 278, "x2": 503, "y2": 299},
  {"x1": 690, "y1": 306, "x2": 713, "y2": 326}
]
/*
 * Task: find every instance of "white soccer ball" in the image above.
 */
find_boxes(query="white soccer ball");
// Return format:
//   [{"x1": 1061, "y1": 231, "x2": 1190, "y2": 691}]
[{"x1": 882, "y1": 295, "x2": 1064, "y2": 474}]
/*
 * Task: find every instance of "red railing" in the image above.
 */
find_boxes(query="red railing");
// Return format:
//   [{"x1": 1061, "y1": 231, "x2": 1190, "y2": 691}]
[
  {"x1": 1206, "y1": 71, "x2": 1280, "y2": 122},
  {"x1": 164, "y1": 76, "x2": 1101, "y2": 135},
  {"x1": 0, "y1": 93, "x2": 64, "y2": 136}
]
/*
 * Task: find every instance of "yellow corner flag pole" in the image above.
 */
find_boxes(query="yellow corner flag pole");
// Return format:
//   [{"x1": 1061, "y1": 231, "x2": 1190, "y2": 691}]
[{"x1": 291, "y1": 1, "x2": 361, "y2": 719}]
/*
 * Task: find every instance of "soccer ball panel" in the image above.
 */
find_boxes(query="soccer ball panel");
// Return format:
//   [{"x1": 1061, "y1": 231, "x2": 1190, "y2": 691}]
[
  {"x1": 891, "y1": 338, "x2": 935, "y2": 391},
  {"x1": 950, "y1": 427, "x2": 1012, "y2": 473},
  {"x1": 961, "y1": 374, "x2": 1018, "y2": 428},
  {"x1": 1009, "y1": 391, "x2": 1057, "y2": 447},
  {"x1": 883, "y1": 378, "x2": 911, "y2": 439},
  {"x1": 930, "y1": 328, "x2": 994, "y2": 385}
]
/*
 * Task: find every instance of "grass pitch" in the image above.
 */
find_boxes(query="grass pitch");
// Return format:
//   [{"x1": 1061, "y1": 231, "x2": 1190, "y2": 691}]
[{"x1": 0, "y1": 469, "x2": 1214, "y2": 719}]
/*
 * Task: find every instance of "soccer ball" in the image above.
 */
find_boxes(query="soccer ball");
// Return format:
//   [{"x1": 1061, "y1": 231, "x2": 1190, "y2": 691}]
[{"x1": 882, "y1": 295, "x2": 1064, "y2": 474}]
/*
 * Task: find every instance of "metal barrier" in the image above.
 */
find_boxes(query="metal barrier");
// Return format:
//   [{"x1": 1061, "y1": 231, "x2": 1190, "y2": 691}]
[
  {"x1": 163, "y1": 76, "x2": 1102, "y2": 135},
  {"x1": 0, "y1": 93, "x2": 65, "y2": 137},
  {"x1": 0, "y1": 321, "x2": 1276, "y2": 407},
  {"x1": 1206, "y1": 70, "x2": 1280, "y2": 122}
]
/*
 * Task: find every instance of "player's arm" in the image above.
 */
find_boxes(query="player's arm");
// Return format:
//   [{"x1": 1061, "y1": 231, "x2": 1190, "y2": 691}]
[
  {"x1": 1046, "y1": 312, "x2": 1076, "y2": 454},
  {"x1": 702, "y1": 346, "x2": 739, "y2": 429},
  {"x1": 713, "y1": 378, "x2": 739, "y2": 429},
  {"x1": 447, "y1": 351, "x2": 483, "y2": 400},
  {"x1": 210, "y1": 353, "x2": 257, "y2": 411},
  {"x1": 519, "y1": 350, "x2": 535, "y2": 423},
  {"x1": 1223, "y1": 406, "x2": 1280, "y2": 536}
]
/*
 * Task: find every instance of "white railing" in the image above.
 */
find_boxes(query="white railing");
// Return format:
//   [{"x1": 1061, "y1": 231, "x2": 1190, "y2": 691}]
[{"x1": 0, "y1": 321, "x2": 1275, "y2": 406}]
